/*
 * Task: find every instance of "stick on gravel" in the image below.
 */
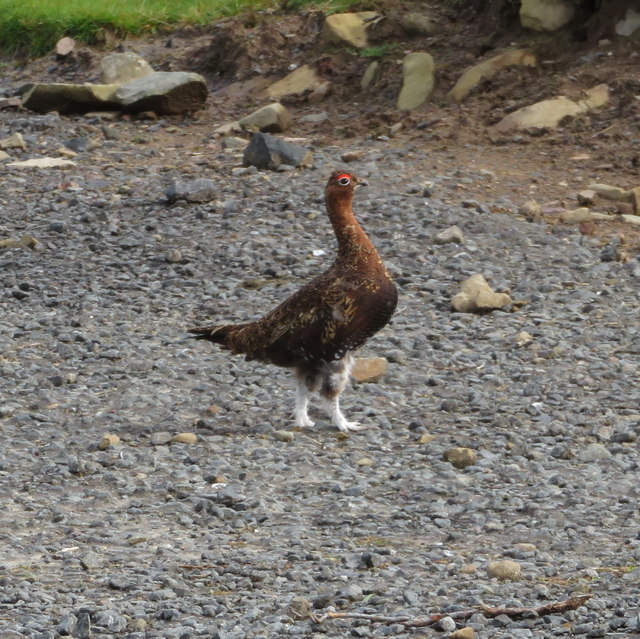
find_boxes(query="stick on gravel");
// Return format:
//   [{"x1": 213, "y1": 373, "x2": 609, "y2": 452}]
[{"x1": 311, "y1": 594, "x2": 592, "y2": 626}]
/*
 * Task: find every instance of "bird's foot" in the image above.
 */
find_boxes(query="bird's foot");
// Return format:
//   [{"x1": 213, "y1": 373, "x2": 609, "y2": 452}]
[
  {"x1": 333, "y1": 415, "x2": 367, "y2": 433},
  {"x1": 294, "y1": 412, "x2": 315, "y2": 428}
]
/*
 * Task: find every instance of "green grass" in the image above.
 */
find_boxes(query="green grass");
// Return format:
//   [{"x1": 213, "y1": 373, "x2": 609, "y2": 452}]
[{"x1": 0, "y1": 0, "x2": 361, "y2": 57}]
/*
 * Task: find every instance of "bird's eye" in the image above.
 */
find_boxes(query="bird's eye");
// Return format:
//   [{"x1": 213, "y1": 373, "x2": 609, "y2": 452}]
[{"x1": 337, "y1": 174, "x2": 351, "y2": 186}]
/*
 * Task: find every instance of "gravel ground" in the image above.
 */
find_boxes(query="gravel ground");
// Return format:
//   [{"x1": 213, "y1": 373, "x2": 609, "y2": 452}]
[{"x1": 1, "y1": 110, "x2": 640, "y2": 639}]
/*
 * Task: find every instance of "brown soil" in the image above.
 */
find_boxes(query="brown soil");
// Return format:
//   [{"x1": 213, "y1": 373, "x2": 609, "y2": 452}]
[{"x1": 6, "y1": 1, "x2": 640, "y2": 252}]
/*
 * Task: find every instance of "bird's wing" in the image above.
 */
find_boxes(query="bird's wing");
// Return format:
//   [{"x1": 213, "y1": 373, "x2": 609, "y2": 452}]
[{"x1": 233, "y1": 270, "x2": 396, "y2": 365}]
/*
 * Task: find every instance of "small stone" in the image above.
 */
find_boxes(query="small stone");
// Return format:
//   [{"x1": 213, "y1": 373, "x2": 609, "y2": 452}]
[
  {"x1": 80, "y1": 551, "x2": 102, "y2": 570},
  {"x1": 577, "y1": 189, "x2": 597, "y2": 206},
  {"x1": 397, "y1": 52, "x2": 436, "y2": 111},
  {"x1": 437, "y1": 616, "x2": 457, "y2": 632},
  {"x1": 434, "y1": 226, "x2": 465, "y2": 244},
  {"x1": 242, "y1": 132, "x2": 312, "y2": 170},
  {"x1": 299, "y1": 111, "x2": 328, "y2": 124},
  {"x1": 64, "y1": 137, "x2": 91, "y2": 153},
  {"x1": 351, "y1": 357, "x2": 388, "y2": 383},
  {"x1": 460, "y1": 563, "x2": 477, "y2": 574},
  {"x1": 340, "y1": 583, "x2": 363, "y2": 601},
  {"x1": 75, "y1": 611, "x2": 91, "y2": 639},
  {"x1": 519, "y1": 199, "x2": 542, "y2": 221},
  {"x1": 150, "y1": 431, "x2": 173, "y2": 445},
  {"x1": 487, "y1": 559, "x2": 522, "y2": 580},
  {"x1": 443, "y1": 447, "x2": 477, "y2": 469},
  {"x1": 578, "y1": 442, "x2": 612, "y2": 461},
  {"x1": 417, "y1": 433, "x2": 435, "y2": 444},
  {"x1": 361, "y1": 61, "x2": 380, "y2": 90},
  {"x1": 57, "y1": 613, "x2": 77, "y2": 636},
  {"x1": 515, "y1": 331, "x2": 534, "y2": 346},
  {"x1": 49, "y1": 220, "x2": 68, "y2": 233},
  {"x1": 452, "y1": 274, "x2": 512, "y2": 313},
  {"x1": 165, "y1": 178, "x2": 217, "y2": 203},
  {"x1": 401, "y1": 13, "x2": 436, "y2": 35},
  {"x1": 286, "y1": 596, "x2": 311, "y2": 621},
  {"x1": 450, "y1": 628, "x2": 476, "y2": 639},
  {"x1": 56, "y1": 36, "x2": 76, "y2": 57},
  {"x1": 341, "y1": 149, "x2": 365, "y2": 162},
  {"x1": 99, "y1": 434, "x2": 121, "y2": 450},
  {"x1": 274, "y1": 430, "x2": 295, "y2": 442},
  {"x1": 0, "y1": 132, "x2": 27, "y2": 150},
  {"x1": 171, "y1": 432, "x2": 197, "y2": 444},
  {"x1": 239, "y1": 103, "x2": 292, "y2": 133},
  {"x1": 513, "y1": 542, "x2": 537, "y2": 552},
  {"x1": 356, "y1": 457, "x2": 375, "y2": 467},
  {"x1": 322, "y1": 11, "x2": 378, "y2": 48},
  {"x1": 165, "y1": 249, "x2": 182, "y2": 263},
  {"x1": 7, "y1": 157, "x2": 76, "y2": 169}
]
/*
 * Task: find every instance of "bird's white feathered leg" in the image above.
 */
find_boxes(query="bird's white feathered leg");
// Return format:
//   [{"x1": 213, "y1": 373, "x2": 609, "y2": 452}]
[
  {"x1": 294, "y1": 372, "x2": 315, "y2": 428},
  {"x1": 321, "y1": 354, "x2": 366, "y2": 433}
]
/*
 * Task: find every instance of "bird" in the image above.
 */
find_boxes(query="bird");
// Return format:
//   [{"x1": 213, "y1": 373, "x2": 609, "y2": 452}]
[{"x1": 189, "y1": 171, "x2": 398, "y2": 433}]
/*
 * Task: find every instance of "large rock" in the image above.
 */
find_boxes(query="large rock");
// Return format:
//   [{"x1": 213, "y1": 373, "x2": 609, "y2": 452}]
[
  {"x1": 520, "y1": 0, "x2": 574, "y2": 31},
  {"x1": 242, "y1": 133, "x2": 312, "y2": 170},
  {"x1": 397, "y1": 52, "x2": 435, "y2": 111},
  {"x1": 21, "y1": 83, "x2": 119, "y2": 114},
  {"x1": 452, "y1": 274, "x2": 512, "y2": 313},
  {"x1": 322, "y1": 11, "x2": 379, "y2": 49},
  {"x1": 448, "y1": 50, "x2": 536, "y2": 102},
  {"x1": 264, "y1": 65, "x2": 323, "y2": 100},
  {"x1": 491, "y1": 84, "x2": 609, "y2": 133},
  {"x1": 101, "y1": 52, "x2": 154, "y2": 84},
  {"x1": 115, "y1": 72, "x2": 208, "y2": 115},
  {"x1": 239, "y1": 103, "x2": 292, "y2": 133}
]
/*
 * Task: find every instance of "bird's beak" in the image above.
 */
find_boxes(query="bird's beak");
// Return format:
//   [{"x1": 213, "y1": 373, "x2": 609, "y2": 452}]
[{"x1": 355, "y1": 178, "x2": 368, "y2": 188}]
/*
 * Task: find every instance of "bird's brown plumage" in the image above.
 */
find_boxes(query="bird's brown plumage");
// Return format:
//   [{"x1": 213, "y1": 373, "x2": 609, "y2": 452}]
[{"x1": 189, "y1": 171, "x2": 397, "y2": 431}]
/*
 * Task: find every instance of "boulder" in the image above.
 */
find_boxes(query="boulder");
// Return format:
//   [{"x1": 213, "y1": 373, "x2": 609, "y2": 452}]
[
  {"x1": 520, "y1": 0, "x2": 574, "y2": 31},
  {"x1": 239, "y1": 103, "x2": 292, "y2": 133},
  {"x1": 101, "y1": 52, "x2": 154, "y2": 84},
  {"x1": 264, "y1": 65, "x2": 323, "y2": 100},
  {"x1": 448, "y1": 50, "x2": 536, "y2": 102},
  {"x1": 491, "y1": 84, "x2": 609, "y2": 133},
  {"x1": 322, "y1": 11, "x2": 379, "y2": 49},
  {"x1": 115, "y1": 72, "x2": 208, "y2": 115},
  {"x1": 452, "y1": 274, "x2": 512, "y2": 313},
  {"x1": 397, "y1": 52, "x2": 435, "y2": 111},
  {"x1": 21, "y1": 83, "x2": 119, "y2": 114},
  {"x1": 242, "y1": 133, "x2": 312, "y2": 170}
]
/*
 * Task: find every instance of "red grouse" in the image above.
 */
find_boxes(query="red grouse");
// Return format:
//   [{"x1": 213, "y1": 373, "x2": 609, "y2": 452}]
[{"x1": 189, "y1": 171, "x2": 397, "y2": 432}]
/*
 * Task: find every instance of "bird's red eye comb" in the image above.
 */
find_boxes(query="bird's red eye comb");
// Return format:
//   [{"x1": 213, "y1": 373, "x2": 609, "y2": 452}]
[{"x1": 336, "y1": 173, "x2": 352, "y2": 185}]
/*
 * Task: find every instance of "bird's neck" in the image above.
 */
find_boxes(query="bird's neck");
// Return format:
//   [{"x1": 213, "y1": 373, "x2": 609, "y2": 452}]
[{"x1": 327, "y1": 195, "x2": 377, "y2": 260}]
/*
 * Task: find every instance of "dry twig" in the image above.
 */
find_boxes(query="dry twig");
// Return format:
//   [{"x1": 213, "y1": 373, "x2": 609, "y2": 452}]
[{"x1": 311, "y1": 594, "x2": 591, "y2": 627}]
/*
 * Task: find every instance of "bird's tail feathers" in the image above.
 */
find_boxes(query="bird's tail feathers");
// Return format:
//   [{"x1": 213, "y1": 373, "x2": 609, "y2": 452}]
[{"x1": 188, "y1": 324, "x2": 233, "y2": 344}]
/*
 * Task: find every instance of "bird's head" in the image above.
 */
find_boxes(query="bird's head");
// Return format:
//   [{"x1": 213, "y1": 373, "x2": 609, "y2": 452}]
[{"x1": 326, "y1": 171, "x2": 368, "y2": 195}]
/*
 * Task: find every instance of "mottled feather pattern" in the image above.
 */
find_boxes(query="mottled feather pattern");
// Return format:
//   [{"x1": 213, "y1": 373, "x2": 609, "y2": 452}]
[{"x1": 189, "y1": 171, "x2": 397, "y2": 432}]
